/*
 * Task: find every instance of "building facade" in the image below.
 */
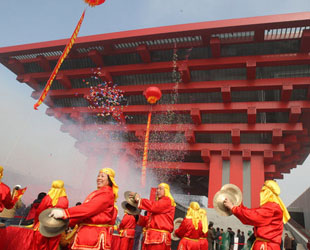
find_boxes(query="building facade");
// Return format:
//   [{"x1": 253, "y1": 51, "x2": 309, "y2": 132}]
[{"x1": 1, "y1": 12, "x2": 310, "y2": 208}]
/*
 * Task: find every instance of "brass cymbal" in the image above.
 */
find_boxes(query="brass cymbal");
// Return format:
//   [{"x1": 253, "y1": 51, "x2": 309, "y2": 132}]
[
  {"x1": 124, "y1": 191, "x2": 138, "y2": 208},
  {"x1": 39, "y1": 208, "x2": 69, "y2": 237},
  {"x1": 213, "y1": 184, "x2": 242, "y2": 216},
  {"x1": 221, "y1": 184, "x2": 242, "y2": 206},
  {"x1": 121, "y1": 201, "x2": 141, "y2": 216},
  {"x1": 171, "y1": 217, "x2": 183, "y2": 241}
]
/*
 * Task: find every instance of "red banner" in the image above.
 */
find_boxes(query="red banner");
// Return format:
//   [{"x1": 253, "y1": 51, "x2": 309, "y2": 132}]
[
  {"x1": 141, "y1": 111, "x2": 152, "y2": 187},
  {"x1": 12, "y1": 187, "x2": 27, "y2": 204},
  {"x1": 34, "y1": 9, "x2": 86, "y2": 110}
]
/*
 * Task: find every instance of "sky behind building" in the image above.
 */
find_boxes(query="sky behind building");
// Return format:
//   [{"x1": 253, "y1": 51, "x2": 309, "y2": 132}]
[{"x1": 0, "y1": 0, "x2": 309, "y2": 206}]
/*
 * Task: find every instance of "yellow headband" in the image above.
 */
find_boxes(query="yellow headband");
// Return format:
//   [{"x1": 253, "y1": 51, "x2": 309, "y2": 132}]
[
  {"x1": 0, "y1": 166, "x2": 3, "y2": 182},
  {"x1": 199, "y1": 208, "x2": 208, "y2": 234},
  {"x1": 260, "y1": 180, "x2": 290, "y2": 224},
  {"x1": 158, "y1": 183, "x2": 176, "y2": 207},
  {"x1": 48, "y1": 180, "x2": 67, "y2": 206},
  {"x1": 186, "y1": 202, "x2": 201, "y2": 230},
  {"x1": 100, "y1": 168, "x2": 118, "y2": 202}
]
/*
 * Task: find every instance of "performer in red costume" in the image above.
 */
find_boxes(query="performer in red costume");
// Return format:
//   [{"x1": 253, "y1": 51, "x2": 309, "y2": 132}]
[
  {"x1": 199, "y1": 208, "x2": 208, "y2": 250},
  {"x1": 49, "y1": 168, "x2": 118, "y2": 250},
  {"x1": 32, "y1": 180, "x2": 69, "y2": 250},
  {"x1": 0, "y1": 166, "x2": 15, "y2": 212},
  {"x1": 118, "y1": 212, "x2": 137, "y2": 250},
  {"x1": 223, "y1": 180, "x2": 290, "y2": 250},
  {"x1": 131, "y1": 183, "x2": 176, "y2": 250},
  {"x1": 174, "y1": 202, "x2": 202, "y2": 250}
]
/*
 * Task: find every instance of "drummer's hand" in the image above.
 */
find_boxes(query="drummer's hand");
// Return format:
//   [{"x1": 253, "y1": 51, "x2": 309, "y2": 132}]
[
  {"x1": 49, "y1": 208, "x2": 65, "y2": 219},
  {"x1": 223, "y1": 198, "x2": 234, "y2": 210},
  {"x1": 134, "y1": 193, "x2": 141, "y2": 202},
  {"x1": 129, "y1": 192, "x2": 140, "y2": 202}
]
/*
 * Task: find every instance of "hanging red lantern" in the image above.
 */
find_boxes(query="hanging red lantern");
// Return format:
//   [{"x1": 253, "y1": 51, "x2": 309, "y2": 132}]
[
  {"x1": 144, "y1": 86, "x2": 162, "y2": 104},
  {"x1": 84, "y1": 0, "x2": 106, "y2": 7}
]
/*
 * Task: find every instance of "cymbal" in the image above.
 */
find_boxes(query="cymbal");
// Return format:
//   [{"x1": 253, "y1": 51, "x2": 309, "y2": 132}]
[
  {"x1": 171, "y1": 217, "x2": 183, "y2": 241},
  {"x1": 213, "y1": 184, "x2": 242, "y2": 216},
  {"x1": 124, "y1": 191, "x2": 138, "y2": 207},
  {"x1": 39, "y1": 208, "x2": 69, "y2": 237},
  {"x1": 121, "y1": 201, "x2": 141, "y2": 215},
  {"x1": 221, "y1": 184, "x2": 242, "y2": 206}
]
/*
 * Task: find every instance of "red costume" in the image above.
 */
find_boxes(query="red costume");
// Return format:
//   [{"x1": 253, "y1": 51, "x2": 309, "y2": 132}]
[
  {"x1": 0, "y1": 182, "x2": 15, "y2": 212},
  {"x1": 199, "y1": 231, "x2": 208, "y2": 250},
  {"x1": 119, "y1": 213, "x2": 136, "y2": 250},
  {"x1": 138, "y1": 196, "x2": 175, "y2": 250},
  {"x1": 175, "y1": 218, "x2": 202, "y2": 250},
  {"x1": 32, "y1": 195, "x2": 69, "y2": 250},
  {"x1": 63, "y1": 186, "x2": 115, "y2": 250},
  {"x1": 232, "y1": 202, "x2": 283, "y2": 250}
]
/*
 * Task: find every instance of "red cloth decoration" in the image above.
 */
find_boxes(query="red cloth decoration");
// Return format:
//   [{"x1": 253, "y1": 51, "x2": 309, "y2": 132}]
[
  {"x1": 0, "y1": 226, "x2": 34, "y2": 250},
  {"x1": 84, "y1": 0, "x2": 106, "y2": 7},
  {"x1": 144, "y1": 86, "x2": 162, "y2": 104},
  {"x1": 34, "y1": 10, "x2": 86, "y2": 110}
]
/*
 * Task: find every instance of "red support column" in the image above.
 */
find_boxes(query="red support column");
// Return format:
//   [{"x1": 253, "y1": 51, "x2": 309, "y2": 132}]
[
  {"x1": 208, "y1": 154, "x2": 222, "y2": 208},
  {"x1": 250, "y1": 155, "x2": 265, "y2": 208},
  {"x1": 229, "y1": 154, "x2": 243, "y2": 192}
]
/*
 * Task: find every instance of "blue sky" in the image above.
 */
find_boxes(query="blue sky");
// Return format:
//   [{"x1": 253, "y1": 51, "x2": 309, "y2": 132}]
[{"x1": 0, "y1": 0, "x2": 309, "y2": 206}]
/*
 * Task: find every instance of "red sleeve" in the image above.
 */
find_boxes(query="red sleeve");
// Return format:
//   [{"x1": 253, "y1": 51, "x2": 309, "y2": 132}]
[
  {"x1": 175, "y1": 218, "x2": 188, "y2": 238},
  {"x1": 119, "y1": 214, "x2": 130, "y2": 230},
  {"x1": 139, "y1": 197, "x2": 171, "y2": 214},
  {"x1": 137, "y1": 214, "x2": 149, "y2": 227},
  {"x1": 232, "y1": 203, "x2": 275, "y2": 227},
  {"x1": 34, "y1": 196, "x2": 50, "y2": 224},
  {"x1": 64, "y1": 188, "x2": 113, "y2": 220}
]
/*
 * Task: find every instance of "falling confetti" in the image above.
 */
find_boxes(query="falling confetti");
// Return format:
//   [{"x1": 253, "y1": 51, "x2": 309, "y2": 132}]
[{"x1": 86, "y1": 77, "x2": 126, "y2": 121}]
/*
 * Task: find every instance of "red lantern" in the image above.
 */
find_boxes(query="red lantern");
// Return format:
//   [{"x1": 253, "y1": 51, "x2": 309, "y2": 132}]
[
  {"x1": 84, "y1": 0, "x2": 106, "y2": 7},
  {"x1": 144, "y1": 86, "x2": 162, "y2": 104}
]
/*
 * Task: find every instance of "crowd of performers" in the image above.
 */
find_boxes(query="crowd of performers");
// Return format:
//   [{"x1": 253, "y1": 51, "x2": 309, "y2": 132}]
[{"x1": 0, "y1": 165, "x2": 290, "y2": 250}]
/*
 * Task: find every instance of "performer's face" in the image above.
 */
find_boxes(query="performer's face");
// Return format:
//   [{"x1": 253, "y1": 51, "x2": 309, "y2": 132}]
[
  {"x1": 156, "y1": 185, "x2": 165, "y2": 199},
  {"x1": 97, "y1": 172, "x2": 109, "y2": 189}
]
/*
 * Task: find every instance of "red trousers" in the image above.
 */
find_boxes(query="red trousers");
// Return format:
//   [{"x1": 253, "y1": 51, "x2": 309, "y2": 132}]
[
  {"x1": 32, "y1": 230, "x2": 61, "y2": 250},
  {"x1": 119, "y1": 237, "x2": 134, "y2": 250}
]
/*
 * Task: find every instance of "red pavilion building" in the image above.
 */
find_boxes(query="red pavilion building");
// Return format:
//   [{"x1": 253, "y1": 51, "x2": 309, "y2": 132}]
[{"x1": 1, "y1": 12, "x2": 310, "y2": 208}]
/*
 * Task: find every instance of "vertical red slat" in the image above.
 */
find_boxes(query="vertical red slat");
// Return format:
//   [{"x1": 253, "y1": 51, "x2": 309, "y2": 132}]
[
  {"x1": 208, "y1": 154, "x2": 222, "y2": 208},
  {"x1": 251, "y1": 155, "x2": 265, "y2": 208},
  {"x1": 230, "y1": 154, "x2": 243, "y2": 192}
]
